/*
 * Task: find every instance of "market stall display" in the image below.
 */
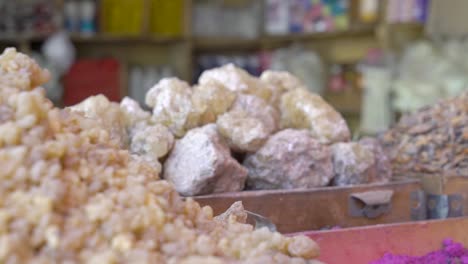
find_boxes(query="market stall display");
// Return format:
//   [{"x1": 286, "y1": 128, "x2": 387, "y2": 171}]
[
  {"x1": 76, "y1": 61, "x2": 393, "y2": 195},
  {"x1": 0, "y1": 48, "x2": 321, "y2": 263},
  {"x1": 139, "y1": 63, "x2": 386, "y2": 195},
  {"x1": 380, "y1": 92, "x2": 468, "y2": 178},
  {"x1": 195, "y1": 175, "x2": 468, "y2": 234}
]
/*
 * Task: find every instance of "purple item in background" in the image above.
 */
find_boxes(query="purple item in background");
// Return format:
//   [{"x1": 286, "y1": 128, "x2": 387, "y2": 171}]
[
  {"x1": 416, "y1": 0, "x2": 430, "y2": 23},
  {"x1": 371, "y1": 239, "x2": 468, "y2": 264}
]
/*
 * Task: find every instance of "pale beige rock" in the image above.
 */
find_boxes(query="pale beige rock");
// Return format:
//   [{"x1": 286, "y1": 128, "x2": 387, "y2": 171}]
[
  {"x1": 280, "y1": 89, "x2": 350, "y2": 144},
  {"x1": 130, "y1": 123, "x2": 175, "y2": 159},
  {"x1": 120, "y1": 96, "x2": 151, "y2": 130},
  {"x1": 145, "y1": 77, "x2": 190, "y2": 108},
  {"x1": 260, "y1": 70, "x2": 306, "y2": 107},
  {"x1": 214, "y1": 201, "x2": 248, "y2": 224},
  {"x1": 120, "y1": 97, "x2": 175, "y2": 159},
  {"x1": 69, "y1": 94, "x2": 128, "y2": 147},
  {"x1": 163, "y1": 124, "x2": 248, "y2": 196},
  {"x1": 192, "y1": 80, "x2": 237, "y2": 125},
  {"x1": 145, "y1": 78, "x2": 199, "y2": 137},
  {"x1": 244, "y1": 129, "x2": 334, "y2": 189},
  {"x1": 359, "y1": 137, "x2": 392, "y2": 184},
  {"x1": 331, "y1": 142, "x2": 376, "y2": 186},
  {"x1": 199, "y1": 63, "x2": 272, "y2": 102},
  {"x1": 230, "y1": 94, "x2": 280, "y2": 134},
  {"x1": 216, "y1": 110, "x2": 270, "y2": 153}
]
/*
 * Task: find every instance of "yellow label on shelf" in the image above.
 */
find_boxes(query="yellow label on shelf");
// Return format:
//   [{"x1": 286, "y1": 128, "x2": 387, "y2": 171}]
[
  {"x1": 102, "y1": 0, "x2": 145, "y2": 35},
  {"x1": 150, "y1": 0, "x2": 184, "y2": 37}
]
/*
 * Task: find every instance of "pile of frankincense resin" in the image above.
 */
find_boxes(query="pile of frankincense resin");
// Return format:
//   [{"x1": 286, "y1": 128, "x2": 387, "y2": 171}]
[{"x1": 0, "y1": 48, "x2": 322, "y2": 263}]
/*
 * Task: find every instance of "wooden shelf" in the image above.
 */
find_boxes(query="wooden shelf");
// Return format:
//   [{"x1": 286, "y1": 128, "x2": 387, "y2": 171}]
[
  {"x1": 70, "y1": 34, "x2": 186, "y2": 44},
  {"x1": 192, "y1": 26, "x2": 376, "y2": 52},
  {"x1": 193, "y1": 37, "x2": 261, "y2": 51},
  {"x1": 387, "y1": 22, "x2": 424, "y2": 31},
  {"x1": 0, "y1": 33, "x2": 185, "y2": 45},
  {"x1": 264, "y1": 26, "x2": 375, "y2": 43},
  {"x1": 0, "y1": 33, "x2": 53, "y2": 43}
]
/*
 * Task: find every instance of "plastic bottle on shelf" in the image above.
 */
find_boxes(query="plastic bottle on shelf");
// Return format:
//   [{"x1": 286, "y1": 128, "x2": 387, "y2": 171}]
[
  {"x1": 265, "y1": 0, "x2": 290, "y2": 35},
  {"x1": 415, "y1": 0, "x2": 429, "y2": 23},
  {"x1": 129, "y1": 66, "x2": 145, "y2": 105},
  {"x1": 360, "y1": 65, "x2": 393, "y2": 134},
  {"x1": 79, "y1": 0, "x2": 96, "y2": 35},
  {"x1": 64, "y1": 1, "x2": 80, "y2": 33},
  {"x1": 359, "y1": 0, "x2": 379, "y2": 23},
  {"x1": 289, "y1": 0, "x2": 306, "y2": 33},
  {"x1": 141, "y1": 66, "x2": 160, "y2": 103}
]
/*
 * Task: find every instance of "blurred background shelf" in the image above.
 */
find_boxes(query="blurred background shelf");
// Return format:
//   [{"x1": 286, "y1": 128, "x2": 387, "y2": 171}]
[
  {"x1": 70, "y1": 34, "x2": 187, "y2": 44},
  {"x1": 0, "y1": 0, "x2": 429, "y2": 134},
  {"x1": 193, "y1": 37, "x2": 262, "y2": 52},
  {"x1": 264, "y1": 25, "x2": 375, "y2": 43}
]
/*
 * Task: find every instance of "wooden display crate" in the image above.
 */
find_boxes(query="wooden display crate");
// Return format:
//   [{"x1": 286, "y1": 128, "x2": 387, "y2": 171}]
[{"x1": 194, "y1": 176, "x2": 468, "y2": 233}]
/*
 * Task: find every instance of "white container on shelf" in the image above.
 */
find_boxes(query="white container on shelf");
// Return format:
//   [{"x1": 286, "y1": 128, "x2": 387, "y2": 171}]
[
  {"x1": 360, "y1": 65, "x2": 393, "y2": 134},
  {"x1": 129, "y1": 66, "x2": 145, "y2": 105},
  {"x1": 142, "y1": 66, "x2": 160, "y2": 101},
  {"x1": 79, "y1": 0, "x2": 96, "y2": 35},
  {"x1": 265, "y1": 0, "x2": 289, "y2": 35},
  {"x1": 64, "y1": 0, "x2": 80, "y2": 33}
]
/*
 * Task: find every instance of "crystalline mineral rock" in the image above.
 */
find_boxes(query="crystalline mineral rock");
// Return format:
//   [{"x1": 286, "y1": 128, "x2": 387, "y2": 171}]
[
  {"x1": 0, "y1": 48, "x2": 320, "y2": 263},
  {"x1": 216, "y1": 110, "x2": 271, "y2": 153},
  {"x1": 230, "y1": 94, "x2": 280, "y2": 134},
  {"x1": 145, "y1": 78, "x2": 200, "y2": 137},
  {"x1": 120, "y1": 96, "x2": 174, "y2": 160},
  {"x1": 199, "y1": 63, "x2": 273, "y2": 102},
  {"x1": 359, "y1": 137, "x2": 392, "y2": 184},
  {"x1": 120, "y1": 96, "x2": 151, "y2": 131},
  {"x1": 191, "y1": 79, "x2": 237, "y2": 125},
  {"x1": 331, "y1": 142, "x2": 377, "y2": 186},
  {"x1": 69, "y1": 94, "x2": 129, "y2": 148},
  {"x1": 164, "y1": 124, "x2": 248, "y2": 196},
  {"x1": 130, "y1": 123, "x2": 175, "y2": 159},
  {"x1": 244, "y1": 129, "x2": 334, "y2": 189},
  {"x1": 260, "y1": 70, "x2": 306, "y2": 107},
  {"x1": 280, "y1": 89, "x2": 351, "y2": 144}
]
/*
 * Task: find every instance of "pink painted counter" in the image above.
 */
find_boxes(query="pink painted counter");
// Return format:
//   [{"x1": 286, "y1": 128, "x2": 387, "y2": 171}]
[{"x1": 293, "y1": 217, "x2": 468, "y2": 263}]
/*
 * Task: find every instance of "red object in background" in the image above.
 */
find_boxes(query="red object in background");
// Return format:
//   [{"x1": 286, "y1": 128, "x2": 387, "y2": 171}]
[
  {"x1": 64, "y1": 58, "x2": 122, "y2": 106},
  {"x1": 259, "y1": 51, "x2": 272, "y2": 72}
]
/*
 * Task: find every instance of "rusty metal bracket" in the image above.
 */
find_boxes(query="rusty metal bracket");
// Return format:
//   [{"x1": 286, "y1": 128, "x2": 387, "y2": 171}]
[
  {"x1": 410, "y1": 190, "x2": 427, "y2": 220},
  {"x1": 427, "y1": 194, "x2": 463, "y2": 219},
  {"x1": 349, "y1": 190, "x2": 394, "y2": 219},
  {"x1": 411, "y1": 191, "x2": 463, "y2": 220}
]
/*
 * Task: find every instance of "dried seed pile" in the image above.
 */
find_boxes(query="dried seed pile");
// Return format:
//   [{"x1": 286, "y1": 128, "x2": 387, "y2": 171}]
[{"x1": 379, "y1": 92, "x2": 468, "y2": 178}]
